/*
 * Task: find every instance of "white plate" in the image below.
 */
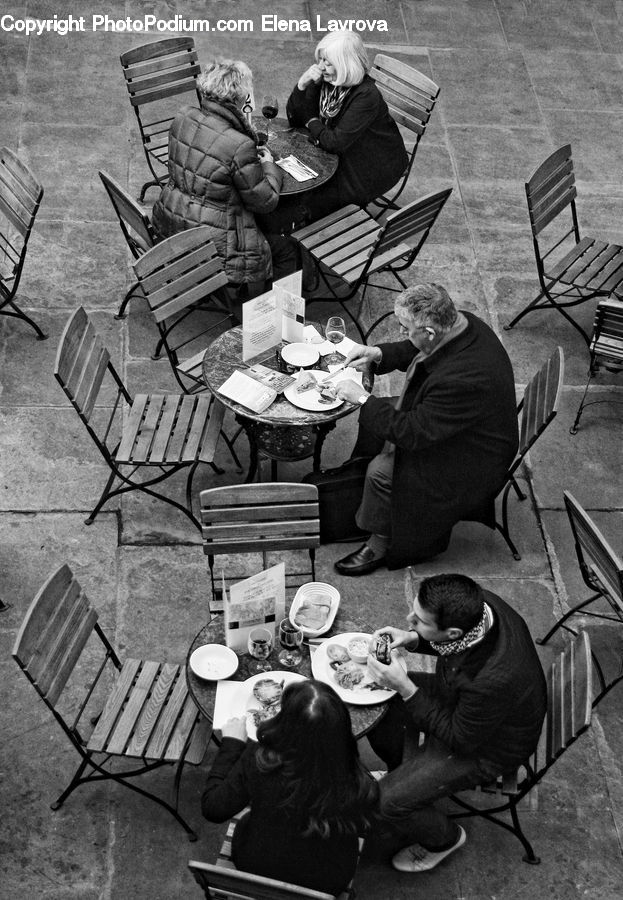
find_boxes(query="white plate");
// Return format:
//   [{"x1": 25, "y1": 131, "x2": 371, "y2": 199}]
[
  {"x1": 284, "y1": 370, "x2": 344, "y2": 412},
  {"x1": 311, "y1": 632, "x2": 405, "y2": 706},
  {"x1": 239, "y1": 670, "x2": 307, "y2": 740},
  {"x1": 289, "y1": 582, "x2": 340, "y2": 637},
  {"x1": 280, "y1": 343, "x2": 320, "y2": 368},
  {"x1": 189, "y1": 644, "x2": 239, "y2": 681}
]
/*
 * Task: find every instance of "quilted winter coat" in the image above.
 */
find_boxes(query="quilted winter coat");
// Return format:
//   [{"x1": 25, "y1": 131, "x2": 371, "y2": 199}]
[{"x1": 152, "y1": 96, "x2": 283, "y2": 285}]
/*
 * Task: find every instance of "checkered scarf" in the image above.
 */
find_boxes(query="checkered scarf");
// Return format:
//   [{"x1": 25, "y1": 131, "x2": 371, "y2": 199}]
[{"x1": 429, "y1": 603, "x2": 493, "y2": 656}]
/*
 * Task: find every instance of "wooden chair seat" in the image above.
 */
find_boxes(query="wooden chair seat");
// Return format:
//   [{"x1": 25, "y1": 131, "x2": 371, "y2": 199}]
[
  {"x1": 120, "y1": 37, "x2": 201, "y2": 201},
  {"x1": 505, "y1": 144, "x2": 623, "y2": 345},
  {"x1": 449, "y1": 631, "x2": 593, "y2": 864},
  {"x1": 293, "y1": 190, "x2": 452, "y2": 344},
  {"x1": 13, "y1": 565, "x2": 210, "y2": 840},
  {"x1": 115, "y1": 393, "x2": 224, "y2": 466},
  {"x1": 0, "y1": 146, "x2": 46, "y2": 340}
]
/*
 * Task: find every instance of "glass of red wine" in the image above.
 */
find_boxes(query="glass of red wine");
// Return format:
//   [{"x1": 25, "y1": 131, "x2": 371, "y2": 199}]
[{"x1": 261, "y1": 94, "x2": 279, "y2": 139}]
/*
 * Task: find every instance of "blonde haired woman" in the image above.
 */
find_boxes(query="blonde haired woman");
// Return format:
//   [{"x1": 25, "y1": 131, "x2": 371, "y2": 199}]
[
  {"x1": 152, "y1": 59, "x2": 297, "y2": 297},
  {"x1": 284, "y1": 31, "x2": 408, "y2": 223}
]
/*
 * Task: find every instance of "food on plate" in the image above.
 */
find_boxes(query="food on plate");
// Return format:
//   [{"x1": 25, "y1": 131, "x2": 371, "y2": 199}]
[
  {"x1": 295, "y1": 592, "x2": 333, "y2": 630},
  {"x1": 317, "y1": 385, "x2": 337, "y2": 404},
  {"x1": 326, "y1": 643, "x2": 350, "y2": 663},
  {"x1": 249, "y1": 706, "x2": 279, "y2": 728},
  {"x1": 252, "y1": 678, "x2": 284, "y2": 708},
  {"x1": 333, "y1": 660, "x2": 365, "y2": 690},
  {"x1": 295, "y1": 370, "x2": 319, "y2": 393},
  {"x1": 347, "y1": 637, "x2": 370, "y2": 663}
]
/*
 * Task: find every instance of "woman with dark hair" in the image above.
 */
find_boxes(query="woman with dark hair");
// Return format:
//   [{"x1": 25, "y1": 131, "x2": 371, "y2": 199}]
[{"x1": 201, "y1": 679, "x2": 377, "y2": 895}]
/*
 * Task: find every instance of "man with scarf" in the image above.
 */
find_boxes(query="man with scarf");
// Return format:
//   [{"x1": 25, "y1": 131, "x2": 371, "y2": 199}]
[{"x1": 365, "y1": 572, "x2": 547, "y2": 873}]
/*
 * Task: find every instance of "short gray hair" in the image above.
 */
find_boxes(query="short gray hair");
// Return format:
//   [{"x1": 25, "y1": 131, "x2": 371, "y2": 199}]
[
  {"x1": 198, "y1": 59, "x2": 252, "y2": 105},
  {"x1": 395, "y1": 283, "x2": 457, "y2": 332}
]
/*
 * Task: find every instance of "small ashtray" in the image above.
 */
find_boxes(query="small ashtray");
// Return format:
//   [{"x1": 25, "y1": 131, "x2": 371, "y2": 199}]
[{"x1": 279, "y1": 343, "x2": 320, "y2": 374}]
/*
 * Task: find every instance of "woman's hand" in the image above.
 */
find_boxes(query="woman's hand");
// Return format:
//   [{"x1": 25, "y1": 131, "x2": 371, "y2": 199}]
[
  {"x1": 343, "y1": 344, "x2": 383, "y2": 371},
  {"x1": 298, "y1": 64, "x2": 324, "y2": 91},
  {"x1": 221, "y1": 716, "x2": 248, "y2": 742},
  {"x1": 370, "y1": 626, "x2": 418, "y2": 650},
  {"x1": 257, "y1": 147, "x2": 274, "y2": 164}
]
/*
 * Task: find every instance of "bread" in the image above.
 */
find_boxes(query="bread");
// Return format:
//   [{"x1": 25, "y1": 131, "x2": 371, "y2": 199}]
[{"x1": 294, "y1": 592, "x2": 332, "y2": 629}]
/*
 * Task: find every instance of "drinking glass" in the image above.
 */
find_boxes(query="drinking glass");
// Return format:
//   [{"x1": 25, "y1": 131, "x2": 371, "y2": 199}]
[
  {"x1": 278, "y1": 618, "x2": 303, "y2": 668},
  {"x1": 247, "y1": 626, "x2": 274, "y2": 674},
  {"x1": 261, "y1": 94, "x2": 279, "y2": 138},
  {"x1": 325, "y1": 316, "x2": 346, "y2": 365}
]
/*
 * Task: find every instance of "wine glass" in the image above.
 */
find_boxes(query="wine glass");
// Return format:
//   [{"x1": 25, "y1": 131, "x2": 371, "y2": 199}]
[
  {"x1": 278, "y1": 618, "x2": 303, "y2": 668},
  {"x1": 325, "y1": 316, "x2": 346, "y2": 366},
  {"x1": 247, "y1": 626, "x2": 274, "y2": 674},
  {"x1": 261, "y1": 94, "x2": 279, "y2": 139}
]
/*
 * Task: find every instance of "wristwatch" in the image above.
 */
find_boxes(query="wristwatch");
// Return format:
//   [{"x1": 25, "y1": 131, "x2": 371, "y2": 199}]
[{"x1": 357, "y1": 393, "x2": 369, "y2": 405}]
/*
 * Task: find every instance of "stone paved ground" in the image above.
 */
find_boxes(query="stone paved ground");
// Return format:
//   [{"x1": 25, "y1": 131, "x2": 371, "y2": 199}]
[{"x1": 1, "y1": 1, "x2": 623, "y2": 898}]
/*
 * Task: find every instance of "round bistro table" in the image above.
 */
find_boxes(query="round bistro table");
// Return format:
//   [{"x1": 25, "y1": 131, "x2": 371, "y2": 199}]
[
  {"x1": 186, "y1": 613, "x2": 389, "y2": 741},
  {"x1": 255, "y1": 117, "x2": 338, "y2": 196},
  {"x1": 203, "y1": 326, "x2": 362, "y2": 481}
]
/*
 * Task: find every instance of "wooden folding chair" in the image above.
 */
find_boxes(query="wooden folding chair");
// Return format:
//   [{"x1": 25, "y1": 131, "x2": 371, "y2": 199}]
[
  {"x1": 537, "y1": 491, "x2": 623, "y2": 705},
  {"x1": 505, "y1": 144, "x2": 623, "y2": 346},
  {"x1": 0, "y1": 146, "x2": 46, "y2": 340},
  {"x1": 488, "y1": 346, "x2": 564, "y2": 560},
  {"x1": 189, "y1": 810, "x2": 362, "y2": 899},
  {"x1": 570, "y1": 296, "x2": 623, "y2": 433},
  {"x1": 200, "y1": 483, "x2": 320, "y2": 610},
  {"x1": 132, "y1": 227, "x2": 235, "y2": 394},
  {"x1": 120, "y1": 37, "x2": 201, "y2": 201},
  {"x1": 293, "y1": 189, "x2": 452, "y2": 343},
  {"x1": 54, "y1": 306, "x2": 226, "y2": 530},
  {"x1": 13, "y1": 565, "x2": 211, "y2": 840},
  {"x1": 449, "y1": 631, "x2": 593, "y2": 864},
  {"x1": 99, "y1": 170, "x2": 158, "y2": 319},
  {"x1": 368, "y1": 54, "x2": 439, "y2": 215}
]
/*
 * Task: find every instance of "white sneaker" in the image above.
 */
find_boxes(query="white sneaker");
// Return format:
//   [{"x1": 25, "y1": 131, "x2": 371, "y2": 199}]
[{"x1": 392, "y1": 826, "x2": 467, "y2": 872}]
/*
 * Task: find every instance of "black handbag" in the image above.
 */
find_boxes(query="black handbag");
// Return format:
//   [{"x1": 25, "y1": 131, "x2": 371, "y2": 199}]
[{"x1": 302, "y1": 457, "x2": 370, "y2": 543}]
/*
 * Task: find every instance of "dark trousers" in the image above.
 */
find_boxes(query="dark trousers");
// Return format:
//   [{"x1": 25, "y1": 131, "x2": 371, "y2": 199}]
[{"x1": 367, "y1": 675, "x2": 501, "y2": 848}]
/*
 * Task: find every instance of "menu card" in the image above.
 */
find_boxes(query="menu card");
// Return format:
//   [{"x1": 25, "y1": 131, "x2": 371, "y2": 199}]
[
  {"x1": 242, "y1": 290, "x2": 282, "y2": 363},
  {"x1": 217, "y1": 369, "x2": 277, "y2": 413},
  {"x1": 274, "y1": 272, "x2": 305, "y2": 343},
  {"x1": 224, "y1": 563, "x2": 286, "y2": 655}
]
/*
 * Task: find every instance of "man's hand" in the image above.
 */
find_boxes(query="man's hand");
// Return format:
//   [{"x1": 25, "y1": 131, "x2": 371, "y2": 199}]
[
  {"x1": 367, "y1": 654, "x2": 417, "y2": 700},
  {"x1": 221, "y1": 716, "x2": 248, "y2": 742},
  {"x1": 370, "y1": 626, "x2": 418, "y2": 650},
  {"x1": 257, "y1": 147, "x2": 274, "y2": 163},
  {"x1": 343, "y1": 344, "x2": 382, "y2": 371},
  {"x1": 298, "y1": 64, "x2": 324, "y2": 91},
  {"x1": 335, "y1": 380, "x2": 367, "y2": 403}
]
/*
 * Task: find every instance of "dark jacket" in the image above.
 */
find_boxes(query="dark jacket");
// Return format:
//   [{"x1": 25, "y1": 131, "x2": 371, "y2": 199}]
[
  {"x1": 202, "y1": 738, "x2": 360, "y2": 895},
  {"x1": 286, "y1": 75, "x2": 408, "y2": 206},
  {"x1": 359, "y1": 312, "x2": 519, "y2": 568},
  {"x1": 404, "y1": 590, "x2": 547, "y2": 772},
  {"x1": 152, "y1": 97, "x2": 282, "y2": 284}
]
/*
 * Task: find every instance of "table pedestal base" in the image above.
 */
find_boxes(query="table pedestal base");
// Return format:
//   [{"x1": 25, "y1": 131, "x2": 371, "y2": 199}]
[{"x1": 237, "y1": 417, "x2": 336, "y2": 482}]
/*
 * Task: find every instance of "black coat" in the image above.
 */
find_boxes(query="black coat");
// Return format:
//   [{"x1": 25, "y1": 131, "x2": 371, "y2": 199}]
[
  {"x1": 359, "y1": 313, "x2": 519, "y2": 568},
  {"x1": 286, "y1": 75, "x2": 408, "y2": 206},
  {"x1": 405, "y1": 590, "x2": 547, "y2": 772}
]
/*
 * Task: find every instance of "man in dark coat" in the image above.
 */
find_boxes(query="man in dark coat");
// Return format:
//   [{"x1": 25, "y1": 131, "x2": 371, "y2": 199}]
[
  {"x1": 334, "y1": 283, "x2": 519, "y2": 576},
  {"x1": 365, "y1": 572, "x2": 547, "y2": 872}
]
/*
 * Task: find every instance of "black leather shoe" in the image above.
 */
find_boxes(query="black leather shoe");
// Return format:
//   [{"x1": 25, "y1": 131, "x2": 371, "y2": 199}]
[{"x1": 334, "y1": 544, "x2": 386, "y2": 577}]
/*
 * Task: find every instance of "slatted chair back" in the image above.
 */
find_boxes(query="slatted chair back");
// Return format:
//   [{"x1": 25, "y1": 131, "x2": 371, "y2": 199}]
[
  {"x1": 516, "y1": 345, "x2": 564, "y2": 460},
  {"x1": 133, "y1": 227, "x2": 231, "y2": 392},
  {"x1": 54, "y1": 306, "x2": 130, "y2": 463},
  {"x1": 564, "y1": 491, "x2": 623, "y2": 612},
  {"x1": 590, "y1": 296, "x2": 623, "y2": 366},
  {"x1": 0, "y1": 147, "x2": 46, "y2": 338},
  {"x1": 200, "y1": 484, "x2": 320, "y2": 605},
  {"x1": 12, "y1": 564, "x2": 118, "y2": 739},
  {"x1": 450, "y1": 631, "x2": 593, "y2": 863},
  {"x1": 369, "y1": 55, "x2": 439, "y2": 211},
  {"x1": 99, "y1": 170, "x2": 156, "y2": 259},
  {"x1": 188, "y1": 862, "x2": 336, "y2": 900},
  {"x1": 526, "y1": 143, "x2": 577, "y2": 243},
  {"x1": 120, "y1": 38, "x2": 201, "y2": 200}
]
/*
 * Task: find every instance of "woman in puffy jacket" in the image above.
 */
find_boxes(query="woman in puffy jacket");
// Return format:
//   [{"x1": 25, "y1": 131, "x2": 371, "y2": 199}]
[{"x1": 152, "y1": 60, "x2": 297, "y2": 295}]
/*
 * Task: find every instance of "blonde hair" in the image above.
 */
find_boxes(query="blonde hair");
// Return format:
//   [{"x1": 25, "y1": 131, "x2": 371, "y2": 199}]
[
  {"x1": 198, "y1": 59, "x2": 253, "y2": 105},
  {"x1": 315, "y1": 32, "x2": 369, "y2": 87}
]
